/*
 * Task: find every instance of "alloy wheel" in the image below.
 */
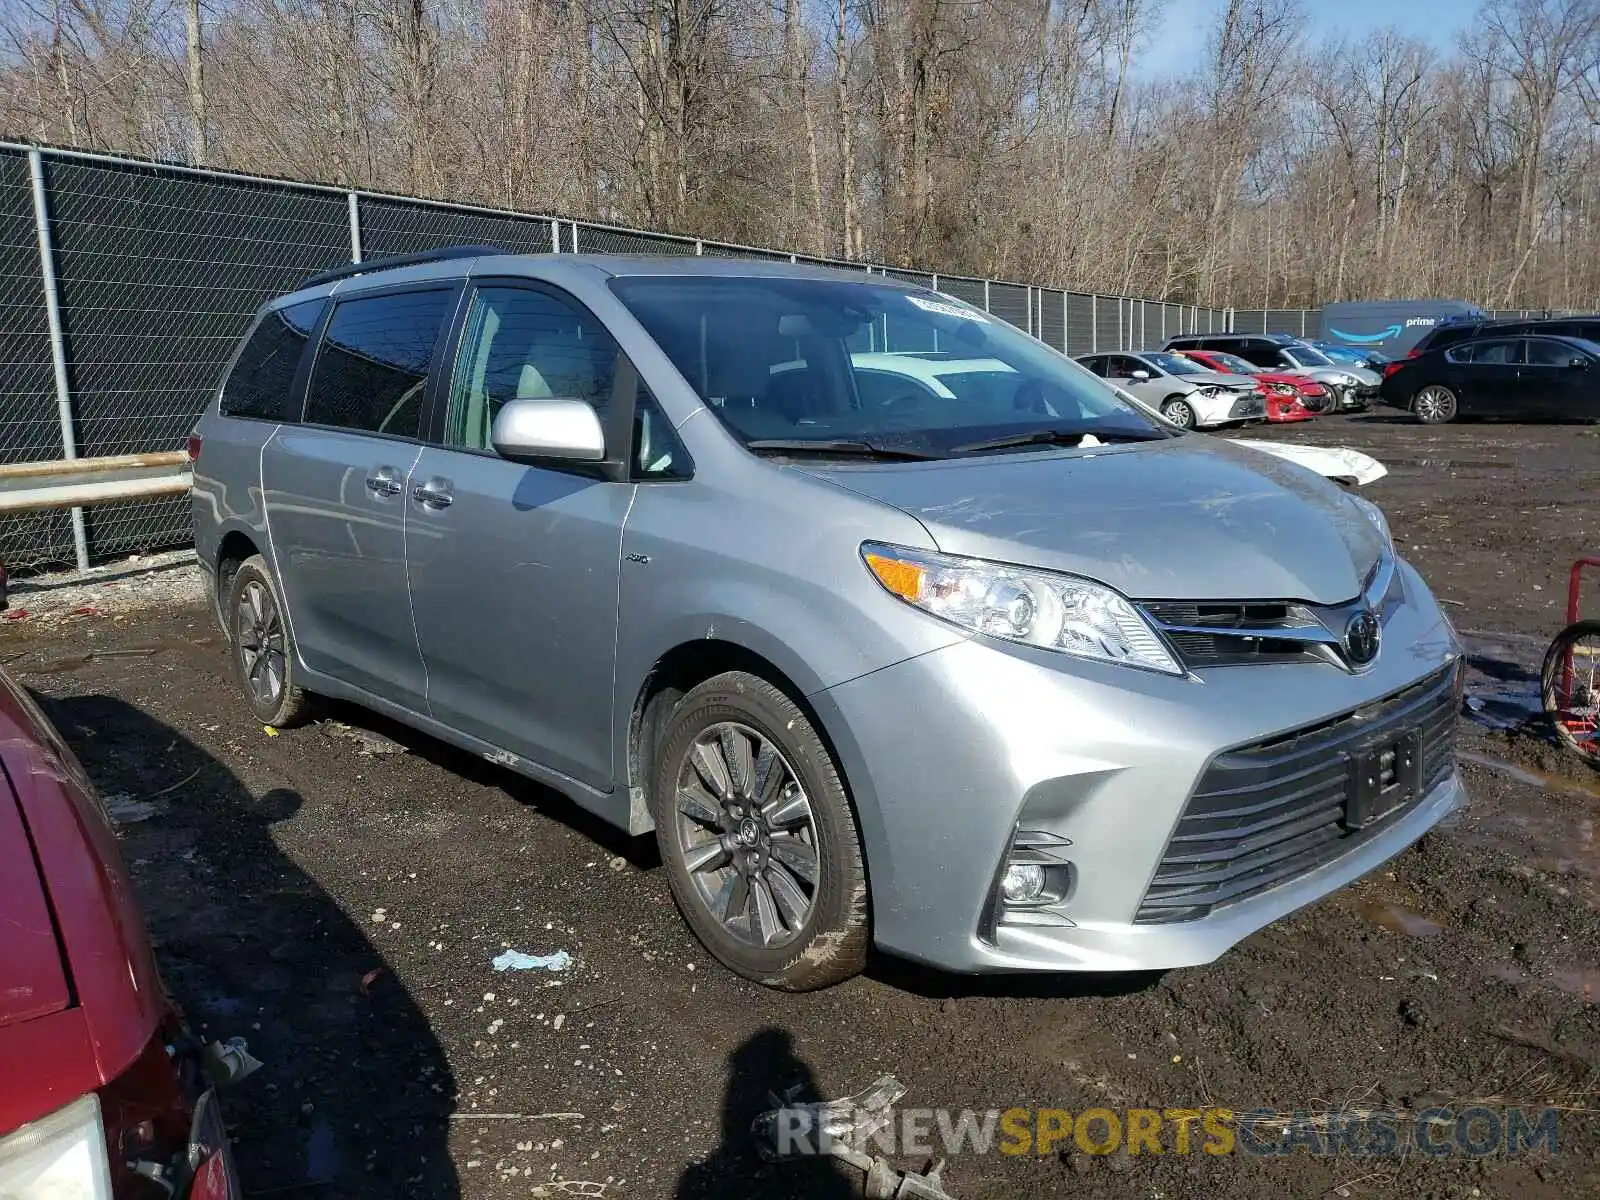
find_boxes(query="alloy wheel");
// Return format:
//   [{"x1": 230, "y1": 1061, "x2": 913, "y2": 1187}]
[
  {"x1": 236, "y1": 579, "x2": 287, "y2": 707},
  {"x1": 672, "y1": 721, "x2": 820, "y2": 949},
  {"x1": 1414, "y1": 386, "x2": 1456, "y2": 423},
  {"x1": 1164, "y1": 399, "x2": 1195, "y2": 429}
]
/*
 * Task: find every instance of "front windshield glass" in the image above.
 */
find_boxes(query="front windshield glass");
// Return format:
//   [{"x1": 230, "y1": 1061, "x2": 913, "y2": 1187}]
[
  {"x1": 1284, "y1": 344, "x2": 1335, "y2": 367},
  {"x1": 1142, "y1": 352, "x2": 1201, "y2": 376},
  {"x1": 1315, "y1": 343, "x2": 1364, "y2": 364},
  {"x1": 1197, "y1": 351, "x2": 1259, "y2": 375},
  {"x1": 609, "y1": 277, "x2": 1167, "y2": 456}
]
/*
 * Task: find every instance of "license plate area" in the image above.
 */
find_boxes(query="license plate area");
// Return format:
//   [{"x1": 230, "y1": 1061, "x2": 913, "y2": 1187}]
[{"x1": 1345, "y1": 728, "x2": 1422, "y2": 830}]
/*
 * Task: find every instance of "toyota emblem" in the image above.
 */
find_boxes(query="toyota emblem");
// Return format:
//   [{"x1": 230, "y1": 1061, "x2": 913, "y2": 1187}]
[{"x1": 1343, "y1": 609, "x2": 1381, "y2": 667}]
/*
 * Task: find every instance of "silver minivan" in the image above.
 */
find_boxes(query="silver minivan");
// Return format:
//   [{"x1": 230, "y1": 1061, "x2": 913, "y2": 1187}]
[{"x1": 191, "y1": 249, "x2": 1465, "y2": 990}]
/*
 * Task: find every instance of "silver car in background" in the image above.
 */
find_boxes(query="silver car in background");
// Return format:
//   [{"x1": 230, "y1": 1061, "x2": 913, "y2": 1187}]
[
  {"x1": 1074, "y1": 351, "x2": 1264, "y2": 429},
  {"x1": 191, "y1": 251, "x2": 1464, "y2": 990}
]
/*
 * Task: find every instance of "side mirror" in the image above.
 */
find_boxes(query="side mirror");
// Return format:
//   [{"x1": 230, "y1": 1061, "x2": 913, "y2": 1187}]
[
  {"x1": 491, "y1": 398, "x2": 606, "y2": 463},
  {"x1": 1130, "y1": 369, "x2": 1151, "y2": 382},
  {"x1": 1571, "y1": 356, "x2": 1591, "y2": 369}
]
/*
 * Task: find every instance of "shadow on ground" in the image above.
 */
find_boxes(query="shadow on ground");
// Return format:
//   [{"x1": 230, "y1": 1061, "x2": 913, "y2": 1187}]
[{"x1": 38, "y1": 692, "x2": 461, "y2": 1200}]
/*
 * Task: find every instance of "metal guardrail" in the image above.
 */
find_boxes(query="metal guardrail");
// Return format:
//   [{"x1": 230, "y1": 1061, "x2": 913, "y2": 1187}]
[{"x1": 0, "y1": 452, "x2": 191, "y2": 515}]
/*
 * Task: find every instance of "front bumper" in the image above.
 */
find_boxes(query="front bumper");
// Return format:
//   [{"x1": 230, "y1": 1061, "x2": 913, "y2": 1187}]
[{"x1": 811, "y1": 560, "x2": 1462, "y2": 973}]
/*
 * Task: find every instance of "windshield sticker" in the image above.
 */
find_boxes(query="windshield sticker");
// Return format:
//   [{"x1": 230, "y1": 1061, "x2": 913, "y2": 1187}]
[{"x1": 912, "y1": 295, "x2": 989, "y2": 323}]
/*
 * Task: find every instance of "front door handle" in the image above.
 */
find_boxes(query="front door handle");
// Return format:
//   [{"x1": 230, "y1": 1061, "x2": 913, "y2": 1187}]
[
  {"x1": 413, "y1": 477, "x2": 454, "y2": 509},
  {"x1": 365, "y1": 467, "x2": 403, "y2": 497}
]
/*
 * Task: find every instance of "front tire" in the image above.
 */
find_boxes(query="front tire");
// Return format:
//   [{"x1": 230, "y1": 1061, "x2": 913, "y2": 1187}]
[
  {"x1": 1413, "y1": 385, "x2": 1458, "y2": 424},
  {"x1": 649, "y1": 671, "x2": 868, "y2": 990},
  {"x1": 1161, "y1": 396, "x2": 1197, "y2": 429},
  {"x1": 227, "y1": 555, "x2": 313, "y2": 727}
]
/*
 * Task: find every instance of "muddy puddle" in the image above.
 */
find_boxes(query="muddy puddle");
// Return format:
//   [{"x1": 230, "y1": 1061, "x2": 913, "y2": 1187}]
[
  {"x1": 25, "y1": 635, "x2": 214, "y2": 674},
  {"x1": 1356, "y1": 901, "x2": 1445, "y2": 937},
  {"x1": 1389, "y1": 458, "x2": 1515, "y2": 470}
]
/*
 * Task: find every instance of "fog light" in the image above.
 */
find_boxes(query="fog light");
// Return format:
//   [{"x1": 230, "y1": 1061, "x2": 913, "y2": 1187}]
[{"x1": 1000, "y1": 863, "x2": 1046, "y2": 904}]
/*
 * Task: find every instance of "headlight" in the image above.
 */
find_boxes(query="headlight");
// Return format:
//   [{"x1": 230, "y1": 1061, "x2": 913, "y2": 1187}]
[
  {"x1": 1331, "y1": 373, "x2": 1356, "y2": 386},
  {"x1": 1268, "y1": 382, "x2": 1296, "y2": 395},
  {"x1": 1349, "y1": 494, "x2": 1393, "y2": 549},
  {"x1": 861, "y1": 543, "x2": 1182, "y2": 675},
  {"x1": 0, "y1": 1094, "x2": 113, "y2": 1200}
]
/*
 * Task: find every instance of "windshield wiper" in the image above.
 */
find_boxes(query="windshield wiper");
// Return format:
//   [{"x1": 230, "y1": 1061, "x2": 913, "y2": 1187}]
[
  {"x1": 744, "y1": 438, "x2": 942, "y2": 461},
  {"x1": 952, "y1": 427, "x2": 1167, "y2": 455}
]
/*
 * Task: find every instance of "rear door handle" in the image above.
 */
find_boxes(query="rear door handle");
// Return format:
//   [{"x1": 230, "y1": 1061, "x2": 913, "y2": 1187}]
[
  {"x1": 365, "y1": 467, "x2": 403, "y2": 497},
  {"x1": 413, "y1": 477, "x2": 454, "y2": 509}
]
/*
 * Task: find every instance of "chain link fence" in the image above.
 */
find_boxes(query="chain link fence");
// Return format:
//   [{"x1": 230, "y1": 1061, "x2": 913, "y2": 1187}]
[{"x1": 0, "y1": 141, "x2": 1311, "y2": 570}]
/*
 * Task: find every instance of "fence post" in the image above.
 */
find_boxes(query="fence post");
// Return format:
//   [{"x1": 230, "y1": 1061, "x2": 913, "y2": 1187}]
[
  {"x1": 983, "y1": 279, "x2": 991, "y2": 312},
  {"x1": 1090, "y1": 295, "x2": 1097, "y2": 352},
  {"x1": 550, "y1": 219, "x2": 560, "y2": 253},
  {"x1": 27, "y1": 149, "x2": 89, "y2": 571},
  {"x1": 694, "y1": 239, "x2": 703, "y2": 256},
  {"x1": 346, "y1": 192, "x2": 362, "y2": 261},
  {"x1": 931, "y1": 273, "x2": 939, "y2": 293},
  {"x1": 569, "y1": 222, "x2": 578, "y2": 254}
]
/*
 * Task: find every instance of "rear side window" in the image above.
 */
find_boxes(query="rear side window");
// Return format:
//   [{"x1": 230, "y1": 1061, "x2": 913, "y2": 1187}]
[
  {"x1": 222, "y1": 298, "x2": 325, "y2": 421},
  {"x1": 305, "y1": 288, "x2": 454, "y2": 437}
]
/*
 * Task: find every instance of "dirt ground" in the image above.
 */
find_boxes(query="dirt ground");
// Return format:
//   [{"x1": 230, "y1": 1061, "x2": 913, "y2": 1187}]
[{"x1": 3, "y1": 412, "x2": 1599, "y2": 1200}]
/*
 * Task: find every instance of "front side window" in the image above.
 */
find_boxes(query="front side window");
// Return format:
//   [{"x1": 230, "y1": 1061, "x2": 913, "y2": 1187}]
[
  {"x1": 610, "y1": 277, "x2": 1165, "y2": 458},
  {"x1": 222, "y1": 298, "x2": 325, "y2": 421},
  {"x1": 444, "y1": 286, "x2": 619, "y2": 451},
  {"x1": 305, "y1": 288, "x2": 454, "y2": 437},
  {"x1": 1523, "y1": 338, "x2": 1574, "y2": 367},
  {"x1": 1142, "y1": 352, "x2": 1198, "y2": 376}
]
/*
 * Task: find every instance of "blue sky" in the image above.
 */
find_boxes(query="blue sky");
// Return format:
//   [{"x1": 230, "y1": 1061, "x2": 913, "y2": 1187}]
[{"x1": 1137, "y1": 0, "x2": 1476, "y2": 79}]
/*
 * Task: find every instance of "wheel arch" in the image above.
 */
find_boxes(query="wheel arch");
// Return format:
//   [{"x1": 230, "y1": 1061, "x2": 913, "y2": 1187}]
[
  {"x1": 212, "y1": 528, "x2": 262, "y2": 633},
  {"x1": 624, "y1": 635, "x2": 878, "y2": 921}
]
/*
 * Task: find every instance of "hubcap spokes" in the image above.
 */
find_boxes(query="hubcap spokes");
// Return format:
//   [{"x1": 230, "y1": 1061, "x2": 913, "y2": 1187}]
[
  {"x1": 675, "y1": 721, "x2": 819, "y2": 949},
  {"x1": 237, "y1": 580, "x2": 286, "y2": 706}
]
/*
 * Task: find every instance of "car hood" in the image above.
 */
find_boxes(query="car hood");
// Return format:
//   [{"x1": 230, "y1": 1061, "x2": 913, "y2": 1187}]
[
  {"x1": 1177, "y1": 371, "x2": 1258, "y2": 391},
  {"x1": 1229, "y1": 439, "x2": 1389, "y2": 486},
  {"x1": 798, "y1": 436, "x2": 1385, "y2": 603},
  {"x1": 0, "y1": 784, "x2": 71, "y2": 1031}
]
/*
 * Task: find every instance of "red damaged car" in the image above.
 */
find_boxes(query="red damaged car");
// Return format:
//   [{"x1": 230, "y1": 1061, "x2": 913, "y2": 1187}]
[
  {"x1": 1175, "y1": 349, "x2": 1324, "y2": 419},
  {"x1": 0, "y1": 668, "x2": 241, "y2": 1199}
]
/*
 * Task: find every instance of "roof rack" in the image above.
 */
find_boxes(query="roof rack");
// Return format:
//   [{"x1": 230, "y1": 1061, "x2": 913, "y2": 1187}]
[{"x1": 299, "y1": 244, "x2": 508, "y2": 289}]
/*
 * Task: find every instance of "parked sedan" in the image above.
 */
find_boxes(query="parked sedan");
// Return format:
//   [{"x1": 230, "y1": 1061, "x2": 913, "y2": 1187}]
[
  {"x1": 1173, "y1": 348, "x2": 1324, "y2": 419},
  {"x1": 1074, "y1": 351, "x2": 1264, "y2": 429},
  {"x1": 1379, "y1": 333, "x2": 1600, "y2": 423},
  {"x1": 1164, "y1": 334, "x2": 1378, "y2": 411},
  {"x1": 0, "y1": 668, "x2": 241, "y2": 1198}
]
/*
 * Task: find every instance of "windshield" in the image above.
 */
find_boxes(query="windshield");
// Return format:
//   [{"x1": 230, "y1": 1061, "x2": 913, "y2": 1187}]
[
  {"x1": 1193, "y1": 351, "x2": 1259, "y2": 375},
  {"x1": 1315, "y1": 343, "x2": 1365, "y2": 364},
  {"x1": 1283, "y1": 344, "x2": 1335, "y2": 368},
  {"x1": 1142, "y1": 352, "x2": 1203, "y2": 376},
  {"x1": 609, "y1": 277, "x2": 1167, "y2": 457}
]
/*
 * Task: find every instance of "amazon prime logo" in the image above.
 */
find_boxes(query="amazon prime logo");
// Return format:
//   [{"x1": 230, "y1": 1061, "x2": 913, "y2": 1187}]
[{"x1": 1343, "y1": 609, "x2": 1381, "y2": 668}]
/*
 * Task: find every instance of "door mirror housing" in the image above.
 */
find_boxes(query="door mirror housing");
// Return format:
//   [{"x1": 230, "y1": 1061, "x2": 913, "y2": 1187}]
[
  {"x1": 491, "y1": 398, "x2": 606, "y2": 463},
  {"x1": 1130, "y1": 369, "x2": 1151, "y2": 382},
  {"x1": 1570, "y1": 355, "x2": 1591, "y2": 369}
]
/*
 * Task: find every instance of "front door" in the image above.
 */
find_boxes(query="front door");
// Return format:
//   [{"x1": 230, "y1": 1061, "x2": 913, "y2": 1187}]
[
  {"x1": 262, "y1": 285, "x2": 458, "y2": 707},
  {"x1": 1518, "y1": 337, "x2": 1589, "y2": 418},
  {"x1": 405, "y1": 281, "x2": 634, "y2": 790}
]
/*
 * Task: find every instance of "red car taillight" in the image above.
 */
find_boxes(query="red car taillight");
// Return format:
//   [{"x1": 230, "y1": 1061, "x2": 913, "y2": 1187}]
[
  {"x1": 186, "y1": 432, "x2": 203, "y2": 462},
  {"x1": 1382, "y1": 361, "x2": 1405, "y2": 379}
]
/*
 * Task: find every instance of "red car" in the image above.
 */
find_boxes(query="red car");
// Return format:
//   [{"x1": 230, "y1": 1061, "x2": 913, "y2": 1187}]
[
  {"x1": 1175, "y1": 349, "x2": 1325, "y2": 419},
  {"x1": 0, "y1": 668, "x2": 240, "y2": 1198}
]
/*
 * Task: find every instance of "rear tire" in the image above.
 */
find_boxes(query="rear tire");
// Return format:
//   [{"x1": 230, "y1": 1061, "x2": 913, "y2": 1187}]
[
  {"x1": 1161, "y1": 396, "x2": 1197, "y2": 429},
  {"x1": 649, "y1": 671, "x2": 868, "y2": 990},
  {"x1": 1413, "y1": 385, "x2": 1458, "y2": 424},
  {"x1": 227, "y1": 555, "x2": 313, "y2": 728}
]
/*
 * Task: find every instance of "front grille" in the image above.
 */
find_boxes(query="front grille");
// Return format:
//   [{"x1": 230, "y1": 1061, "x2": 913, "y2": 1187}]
[
  {"x1": 1142, "y1": 600, "x2": 1324, "y2": 667},
  {"x1": 1134, "y1": 665, "x2": 1457, "y2": 924},
  {"x1": 1229, "y1": 394, "x2": 1265, "y2": 418}
]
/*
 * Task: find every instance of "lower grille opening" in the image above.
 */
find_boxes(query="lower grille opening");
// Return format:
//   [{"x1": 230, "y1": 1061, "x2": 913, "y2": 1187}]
[{"x1": 1135, "y1": 665, "x2": 1457, "y2": 924}]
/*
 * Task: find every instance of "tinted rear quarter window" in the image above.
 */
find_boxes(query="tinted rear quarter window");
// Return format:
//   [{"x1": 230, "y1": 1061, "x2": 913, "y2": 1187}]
[
  {"x1": 222, "y1": 298, "x2": 325, "y2": 421},
  {"x1": 305, "y1": 288, "x2": 455, "y2": 437}
]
